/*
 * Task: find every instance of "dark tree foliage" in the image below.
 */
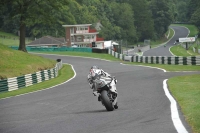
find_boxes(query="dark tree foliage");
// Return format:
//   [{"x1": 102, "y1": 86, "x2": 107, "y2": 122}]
[
  {"x1": 149, "y1": 0, "x2": 174, "y2": 39},
  {"x1": 1, "y1": 0, "x2": 199, "y2": 51},
  {"x1": 0, "y1": 0, "x2": 71, "y2": 52}
]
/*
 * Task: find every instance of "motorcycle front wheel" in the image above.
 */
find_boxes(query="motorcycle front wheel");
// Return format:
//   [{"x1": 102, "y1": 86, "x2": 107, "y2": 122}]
[{"x1": 101, "y1": 90, "x2": 114, "y2": 111}]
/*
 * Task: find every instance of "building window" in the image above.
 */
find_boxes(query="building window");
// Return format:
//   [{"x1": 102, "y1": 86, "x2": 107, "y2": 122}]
[
  {"x1": 77, "y1": 36, "x2": 82, "y2": 42},
  {"x1": 70, "y1": 28, "x2": 74, "y2": 34},
  {"x1": 71, "y1": 36, "x2": 74, "y2": 42},
  {"x1": 83, "y1": 35, "x2": 88, "y2": 39}
]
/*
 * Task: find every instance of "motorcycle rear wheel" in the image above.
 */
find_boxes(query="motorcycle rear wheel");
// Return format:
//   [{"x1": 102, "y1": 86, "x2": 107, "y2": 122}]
[{"x1": 101, "y1": 90, "x2": 114, "y2": 111}]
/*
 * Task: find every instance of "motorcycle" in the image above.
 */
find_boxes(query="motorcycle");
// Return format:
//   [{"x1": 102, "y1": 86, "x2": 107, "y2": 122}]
[{"x1": 92, "y1": 74, "x2": 118, "y2": 111}]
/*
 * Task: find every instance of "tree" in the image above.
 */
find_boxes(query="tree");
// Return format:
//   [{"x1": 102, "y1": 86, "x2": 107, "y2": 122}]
[
  {"x1": 127, "y1": 0, "x2": 155, "y2": 41},
  {"x1": 149, "y1": 0, "x2": 174, "y2": 39},
  {"x1": 190, "y1": 5, "x2": 200, "y2": 34},
  {"x1": 111, "y1": 2, "x2": 137, "y2": 42},
  {"x1": 0, "y1": 0, "x2": 70, "y2": 52}
]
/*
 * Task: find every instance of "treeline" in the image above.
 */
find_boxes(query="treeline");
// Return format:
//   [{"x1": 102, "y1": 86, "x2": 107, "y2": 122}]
[
  {"x1": 176, "y1": 0, "x2": 200, "y2": 37},
  {"x1": 0, "y1": 0, "x2": 199, "y2": 46}
]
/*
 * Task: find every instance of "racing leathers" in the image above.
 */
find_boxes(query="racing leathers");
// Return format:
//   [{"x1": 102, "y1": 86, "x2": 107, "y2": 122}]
[{"x1": 87, "y1": 68, "x2": 117, "y2": 96}]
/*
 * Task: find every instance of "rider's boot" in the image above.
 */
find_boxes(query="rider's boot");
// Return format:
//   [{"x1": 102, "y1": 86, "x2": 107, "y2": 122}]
[
  {"x1": 114, "y1": 102, "x2": 118, "y2": 109},
  {"x1": 93, "y1": 91, "x2": 98, "y2": 96}
]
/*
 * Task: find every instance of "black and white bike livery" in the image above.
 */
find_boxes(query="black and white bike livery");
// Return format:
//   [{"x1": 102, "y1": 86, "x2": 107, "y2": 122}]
[{"x1": 91, "y1": 70, "x2": 118, "y2": 111}]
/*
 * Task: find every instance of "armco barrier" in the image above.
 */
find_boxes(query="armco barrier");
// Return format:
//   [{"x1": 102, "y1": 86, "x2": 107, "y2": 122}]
[
  {"x1": 0, "y1": 60, "x2": 63, "y2": 92},
  {"x1": 108, "y1": 49, "x2": 200, "y2": 65}
]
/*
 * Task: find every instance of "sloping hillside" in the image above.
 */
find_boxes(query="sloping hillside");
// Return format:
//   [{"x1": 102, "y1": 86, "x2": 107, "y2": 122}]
[{"x1": 0, "y1": 44, "x2": 56, "y2": 79}]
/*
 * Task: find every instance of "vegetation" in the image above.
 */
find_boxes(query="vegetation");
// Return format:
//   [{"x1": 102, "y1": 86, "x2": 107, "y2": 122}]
[
  {"x1": 0, "y1": 44, "x2": 56, "y2": 79},
  {"x1": 0, "y1": 0, "x2": 70, "y2": 51},
  {"x1": 170, "y1": 24, "x2": 200, "y2": 56},
  {"x1": 0, "y1": 0, "x2": 186, "y2": 51},
  {"x1": 150, "y1": 28, "x2": 174, "y2": 48},
  {"x1": 168, "y1": 75, "x2": 200, "y2": 133},
  {"x1": 0, "y1": 64, "x2": 74, "y2": 99}
]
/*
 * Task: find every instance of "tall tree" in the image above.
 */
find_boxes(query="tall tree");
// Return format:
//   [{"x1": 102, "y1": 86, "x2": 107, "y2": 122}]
[
  {"x1": 0, "y1": 0, "x2": 70, "y2": 52},
  {"x1": 149, "y1": 0, "x2": 174, "y2": 39},
  {"x1": 189, "y1": 1, "x2": 200, "y2": 34},
  {"x1": 127, "y1": 0, "x2": 155, "y2": 41},
  {"x1": 111, "y1": 2, "x2": 137, "y2": 42}
]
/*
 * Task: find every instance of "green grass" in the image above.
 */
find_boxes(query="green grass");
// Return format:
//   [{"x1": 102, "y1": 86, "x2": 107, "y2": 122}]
[
  {"x1": 0, "y1": 64, "x2": 74, "y2": 99},
  {"x1": 0, "y1": 31, "x2": 19, "y2": 37},
  {"x1": 170, "y1": 42, "x2": 200, "y2": 56},
  {"x1": 168, "y1": 75, "x2": 200, "y2": 133},
  {"x1": 33, "y1": 51, "x2": 200, "y2": 72},
  {"x1": 170, "y1": 45, "x2": 192, "y2": 56},
  {"x1": 0, "y1": 31, "x2": 32, "y2": 46},
  {"x1": 31, "y1": 51, "x2": 122, "y2": 61},
  {"x1": 0, "y1": 44, "x2": 56, "y2": 79},
  {"x1": 125, "y1": 62, "x2": 200, "y2": 71}
]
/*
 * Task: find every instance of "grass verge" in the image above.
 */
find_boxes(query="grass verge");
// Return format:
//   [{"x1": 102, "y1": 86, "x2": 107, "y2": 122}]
[
  {"x1": 30, "y1": 51, "x2": 122, "y2": 61},
  {"x1": 0, "y1": 64, "x2": 74, "y2": 99},
  {"x1": 0, "y1": 44, "x2": 56, "y2": 79},
  {"x1": 168, "y1": 75, "x2": 200, "y2": 133},
  {"x1": 32, "y1": 51, "x2": 200, "y2": 72},
  {"x1": 125, "y1": 62, "x2": 200, "y2": 71},
  {"x1": 170, "y1": 45, "x2": 192, "y2": 56}
]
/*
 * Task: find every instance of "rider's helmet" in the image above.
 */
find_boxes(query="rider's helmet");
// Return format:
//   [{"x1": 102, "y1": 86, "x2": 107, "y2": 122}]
[
  {"x1": 90, "y1": 66, "x2": 100, "y2": 79},
  {"x1": 91, "y1": 65, "x2": 99, "y2": 70}
]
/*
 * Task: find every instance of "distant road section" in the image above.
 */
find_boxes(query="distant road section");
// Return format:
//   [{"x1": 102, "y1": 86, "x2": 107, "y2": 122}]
[{"x1": 143, "y1": 26, "x2": 189, "y2": 56}]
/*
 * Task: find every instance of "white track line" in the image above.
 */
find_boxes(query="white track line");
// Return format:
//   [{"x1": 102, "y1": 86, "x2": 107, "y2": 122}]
[
  {"x1": 120, "y1": 63, "x2": 166, "y2": 72},
  {"x1": 0, "y1": 63, "x2": 76, "y2": 100},
  {"x1": 163, "y1": 79, "x2": 188, "y2": 133}
]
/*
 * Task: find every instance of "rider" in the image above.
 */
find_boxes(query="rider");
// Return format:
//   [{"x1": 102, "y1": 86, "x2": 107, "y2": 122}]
[
  {"x1": 87, "y1": 66, "x2": 117, "y2": 96},
  {"x1": 87, "y1": 66, "x2": 118, "y2": 109}
]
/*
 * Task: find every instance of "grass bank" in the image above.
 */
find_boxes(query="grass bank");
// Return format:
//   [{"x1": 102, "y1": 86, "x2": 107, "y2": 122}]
[
  {"x1": 0, "y1": 64, "x2": 74, "y2": 99},
  {"x1": 0, "y1": 44, "x2": 56, "y2": 79}
]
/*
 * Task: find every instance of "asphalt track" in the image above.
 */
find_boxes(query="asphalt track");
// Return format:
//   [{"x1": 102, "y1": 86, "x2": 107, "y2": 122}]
[
  {"x1": 0, "y1": 26, "x2": 198, "y2": 133},
  {"x1": 143, "y1": 26, "x2": 189, "y2": 56}
]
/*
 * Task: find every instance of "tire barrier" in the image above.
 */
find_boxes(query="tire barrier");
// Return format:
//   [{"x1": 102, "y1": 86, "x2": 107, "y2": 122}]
[
  {"x1": 108, "y1": 49, "x2": 200, "y2": 65},
  {"x1": 0, "y1": 60, "x2": 63, "y2": 93}
]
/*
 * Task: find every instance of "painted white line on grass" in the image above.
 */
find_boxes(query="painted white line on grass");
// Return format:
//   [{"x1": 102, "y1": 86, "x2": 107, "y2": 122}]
[
  {"x1": 163, "y1": 79, "x2": 188, "y2": 133},
  {"x1": 169, "y1": 46, "x2": 176, "y2": 56},
  {"x1": 120, "y1": 63, "x2": 166, "y2": 72},
  {"x1": 0, "y1": 63, "x2": 76, "y2": 100}
]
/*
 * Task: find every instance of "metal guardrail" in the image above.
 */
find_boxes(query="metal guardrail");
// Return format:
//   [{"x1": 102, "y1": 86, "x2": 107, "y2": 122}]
[
  {"x1": 109, "y1": 49, "x2": 200, "y2": 65},
  {"x1": 0, "y1": 60, "x2": 63, "y2": 92}
]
